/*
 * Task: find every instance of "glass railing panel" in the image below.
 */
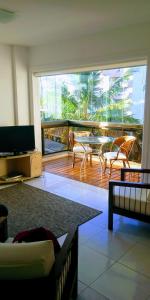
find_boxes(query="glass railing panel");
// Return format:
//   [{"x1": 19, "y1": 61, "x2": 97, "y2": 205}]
[{"x1": 42, "y1": 126, "x2": 69, "y2": 155}]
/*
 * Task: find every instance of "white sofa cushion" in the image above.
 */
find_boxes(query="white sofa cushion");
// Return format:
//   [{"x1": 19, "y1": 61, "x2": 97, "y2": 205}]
[
  {"x1": 0, "y1": 240, "x2": 55, "y2": 280},
  {"x1": 114, "y1": 186, "x2": 150, "y2": 216}
]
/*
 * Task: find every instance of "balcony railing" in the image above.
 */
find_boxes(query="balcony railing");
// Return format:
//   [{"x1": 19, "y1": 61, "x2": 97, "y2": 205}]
[{"x1": 41, "y1": 120, "x2": 143, "y2": 162}]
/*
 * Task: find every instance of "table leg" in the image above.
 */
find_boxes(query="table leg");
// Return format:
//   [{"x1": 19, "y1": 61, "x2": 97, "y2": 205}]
[
  {"x1": 98, "y1": 144, "x2": 105, "y2": 172},
  {"x1": 80, "y1": 151, "x2": 88, "y2": 171}
]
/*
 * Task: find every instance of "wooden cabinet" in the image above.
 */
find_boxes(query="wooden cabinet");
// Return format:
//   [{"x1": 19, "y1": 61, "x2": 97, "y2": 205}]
[{"x1": 0, "y1": 151, "x2": 42, "y2": 184}]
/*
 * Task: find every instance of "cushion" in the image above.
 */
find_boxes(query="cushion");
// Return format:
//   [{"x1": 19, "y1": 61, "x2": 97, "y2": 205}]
[
  {"x1": 114, "y1": 186, "x2": 150, "y2": 215},
  {"x1": 103, "y1": 152, "x2": 126, "y2": 160},
  {"x1": 73, "y1": 145, "x2": 92, "y2": 153},
  {"x1": 13, "y1": 227, "x2": 60, "y2": 254},
  {"x1": 0, "y1": 240, "x2": 55, "y2": 280}
]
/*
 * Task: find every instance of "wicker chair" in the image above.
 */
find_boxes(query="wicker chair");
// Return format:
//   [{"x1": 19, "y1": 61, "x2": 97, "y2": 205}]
[
  {"x1": 69, "y1": 131, "x2": 92, "y2": 167},
  {"x1": 103, "y1": 135, "x2": 136, "y2": 175},
  {"x1": 108, "y1": 168, "x2": 150, "y2": 230}
]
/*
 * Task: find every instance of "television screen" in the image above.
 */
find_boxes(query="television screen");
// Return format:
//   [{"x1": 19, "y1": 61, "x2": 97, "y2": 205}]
[{"x1": 0, "y1": 125, "x2": 35, "y2": 154}]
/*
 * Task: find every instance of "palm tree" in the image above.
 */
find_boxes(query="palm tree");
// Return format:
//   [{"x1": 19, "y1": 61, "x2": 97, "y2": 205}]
[{"x1": 61, "y1": 69, "x2": 140, "y2": 123}]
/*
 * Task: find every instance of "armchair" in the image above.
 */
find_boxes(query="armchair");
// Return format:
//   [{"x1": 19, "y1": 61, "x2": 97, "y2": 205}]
[
  {"x1": 108, "y1": 168, "x2": 150, "y2": 230},
  {"x1": 0, "y1": 226, "x2": 78, "y2": 300}
]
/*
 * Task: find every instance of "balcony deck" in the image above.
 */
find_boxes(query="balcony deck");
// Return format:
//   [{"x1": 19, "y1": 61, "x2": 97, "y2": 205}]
[{"x1": 42, "y1": 156, "x2": 141, "y2": 189}]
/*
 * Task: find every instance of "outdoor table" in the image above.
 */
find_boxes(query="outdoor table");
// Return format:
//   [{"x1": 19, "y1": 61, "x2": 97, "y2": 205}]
[{"x1": 74, "y1": 136, "x2": 113, "y2": 170}]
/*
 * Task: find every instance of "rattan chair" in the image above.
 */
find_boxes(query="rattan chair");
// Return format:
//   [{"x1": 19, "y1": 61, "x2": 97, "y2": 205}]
[
  {"x1": 102, "y1": 135, "x2": 136, "y2": 175},
  {"x1": 69, "y1": 131, "x2": 92, "y2": 167}
]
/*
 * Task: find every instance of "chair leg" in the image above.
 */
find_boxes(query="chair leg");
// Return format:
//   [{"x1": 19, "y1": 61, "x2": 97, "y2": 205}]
[
  {"x1": 108, "y1": 211, "x2": 113, "y2": 230},
  {"x1": 90, "y1": 153, "x2": 92, "y2": 166},
  {"x1": 103, "y1": 159, "x2": 107, "y2": 174},
  {"x1": 72, "y1": 153, "x2": 75, "y2": 168},
  {"x1": 126, "y1": 159, "x2": 130, "y2": 168},
  {"x1": 123, "y1": 161, "x2": 126, "y2": 167},
  {"x1": 109, "y1": 160, "x2": 114, "y2": 176}
]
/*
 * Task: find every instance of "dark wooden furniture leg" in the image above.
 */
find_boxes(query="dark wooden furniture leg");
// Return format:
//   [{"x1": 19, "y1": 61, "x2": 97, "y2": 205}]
[{"x1": 0, "y1": 217, "x2": 8, "y2": 242}]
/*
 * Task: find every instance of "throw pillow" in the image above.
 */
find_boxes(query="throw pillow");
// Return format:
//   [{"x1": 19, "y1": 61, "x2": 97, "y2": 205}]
[{"x1": 13, "y1": 227, "x2": 60, "y2": 253}]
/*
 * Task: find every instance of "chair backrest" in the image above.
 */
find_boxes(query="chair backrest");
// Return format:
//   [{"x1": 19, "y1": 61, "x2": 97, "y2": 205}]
[
  {"x1": 118, "y1": 136, "x2": 136, "y2": 158},
  {"x1": 112, "y1": 136, "x2": 127, "y2": 149},
  {"x1": 69, "y1": 131, "x2": 91, "y2": 150}
]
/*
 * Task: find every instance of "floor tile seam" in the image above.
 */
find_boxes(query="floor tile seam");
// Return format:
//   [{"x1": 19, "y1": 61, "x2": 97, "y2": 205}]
[
  {"x1": 81, "y1": 242, "x2": 117, "y2": 261},
  {"x1": 80, "y1": 285, "x2": 110, "y2": 300},
  {"x1": 81, "y1": 243, "x2": 117, "y2": 262},
  {"x1": 78, "y1": 280, "x2": 88, "y2": 295},
  {"x1": 78, "y1": 279, "x2": 88, "y2": 286},
  {"x1": 112, "y1": 241, "x2": 139, "y2": 262},
  {"x1": 87, "y1": 260, "x2": 117, "y2": 287},
  {"x1": 82, "y1": 238, "x2": 137, "y2": 262},
  {"x1": 117, "y1": 240, "x2": 149, "y2": 262},
  {"x1": 117, "y1": 261, "x2": 150, "y2": 280}
]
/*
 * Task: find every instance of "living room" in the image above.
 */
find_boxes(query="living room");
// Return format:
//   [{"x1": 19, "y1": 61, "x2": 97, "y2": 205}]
[{"x1": 1, "y1": 1, "x2": 150, "y2": 299}]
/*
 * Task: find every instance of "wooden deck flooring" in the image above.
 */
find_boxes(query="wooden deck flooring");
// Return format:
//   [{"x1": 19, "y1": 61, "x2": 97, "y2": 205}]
[{"x1": 43, "y1": 155, "x2": 141, "y2": 189}]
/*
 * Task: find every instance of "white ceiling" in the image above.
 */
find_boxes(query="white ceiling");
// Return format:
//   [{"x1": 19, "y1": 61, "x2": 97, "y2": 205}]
[{"x1": 0, "y1": 0, "x2": 150, "y2": 46}]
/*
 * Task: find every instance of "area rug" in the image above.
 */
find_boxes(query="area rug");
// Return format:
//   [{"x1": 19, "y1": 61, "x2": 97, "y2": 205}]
[{"x1": 0, "y1": 183, "x2": 102, "y2": 237}]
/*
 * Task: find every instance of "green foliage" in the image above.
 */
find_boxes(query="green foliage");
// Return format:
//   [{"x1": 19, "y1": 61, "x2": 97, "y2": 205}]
[
  {"x1": 40, "y1": 69, "x2": 141, "y2": 124},
  {"x1": 61, "y1": 83, "x2": 78, "y2": 119},
  {"x1": 91, "y1": 99, "x2": 140, "y2": 123},
  {"x1": 60, "y1": 69, "x2": 140, "y2": 124}
]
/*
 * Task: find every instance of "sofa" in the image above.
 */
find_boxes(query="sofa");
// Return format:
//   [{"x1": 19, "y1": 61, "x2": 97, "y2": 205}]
[{"x1": 0, "y1": 218, "x2": 78, "y2": 300}]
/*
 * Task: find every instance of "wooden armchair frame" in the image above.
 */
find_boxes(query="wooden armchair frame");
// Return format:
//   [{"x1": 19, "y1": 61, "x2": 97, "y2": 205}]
[{"x1": 108, "y1": 168, "x2": 150, "y2": 230}]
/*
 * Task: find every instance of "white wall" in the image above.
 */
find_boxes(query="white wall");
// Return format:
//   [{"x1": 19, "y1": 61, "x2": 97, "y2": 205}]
[
  {"x1": 0, "y1": 45, "x2": 14, "y2": 125},
  {"x1": 29, "y1": 23, "x2": 150, "y2": 72},
  {"x1": 0, "y1": 44, "x2": 42, "y2": 151},
  {"x1": 0, "y1": 45, "x2": 30, "y2": 126},
  {"x1": 12, "y1": 46, "x2": 30, "y2": 125}
]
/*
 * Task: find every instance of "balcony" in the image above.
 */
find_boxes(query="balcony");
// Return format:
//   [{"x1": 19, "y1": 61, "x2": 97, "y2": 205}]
[{"x1": 41, "y1": 120, "x2": 142, "y2": 189}]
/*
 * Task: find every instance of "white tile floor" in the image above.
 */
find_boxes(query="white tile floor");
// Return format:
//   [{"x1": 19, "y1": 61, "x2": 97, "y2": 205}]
[{"x1": 26, "y1": 172, "x2": 150, "y2": 300}]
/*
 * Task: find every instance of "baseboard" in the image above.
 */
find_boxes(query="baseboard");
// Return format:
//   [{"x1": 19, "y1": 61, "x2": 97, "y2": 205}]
[{"x1": 42, "y1": 151, "x2": 69, "y2": 163}]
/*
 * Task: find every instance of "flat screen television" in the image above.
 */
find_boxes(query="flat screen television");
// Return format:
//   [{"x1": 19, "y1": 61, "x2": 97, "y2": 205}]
[{"x1": 0, "y1": 125, "x2": 35, "y2": 155}]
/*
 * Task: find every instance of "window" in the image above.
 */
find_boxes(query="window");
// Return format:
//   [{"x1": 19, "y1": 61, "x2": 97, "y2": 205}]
[{"x1": 39, "y1": 65, "x2": 146, "y2": 124}]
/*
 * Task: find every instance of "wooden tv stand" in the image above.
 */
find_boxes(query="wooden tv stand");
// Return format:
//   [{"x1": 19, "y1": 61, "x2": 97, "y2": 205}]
[{"x1": 0, "y1": 151, "x2": 42, "y2": 184}]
